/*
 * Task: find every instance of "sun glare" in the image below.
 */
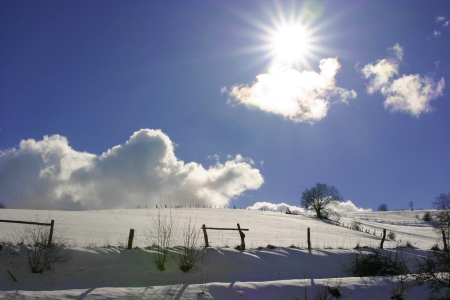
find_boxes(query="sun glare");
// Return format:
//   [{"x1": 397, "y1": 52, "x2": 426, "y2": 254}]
[{"x1": 272, "y1": 25, "x2": 310, "y2": 65}]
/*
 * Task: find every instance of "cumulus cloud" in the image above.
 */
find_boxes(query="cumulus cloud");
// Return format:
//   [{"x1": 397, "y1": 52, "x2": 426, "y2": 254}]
[
  {"x1": 383, "y1": 75, "x2": 445, "y2": 115},
  {"x1": 361, "y1": 44, "x2": 446, "y2": 116},
  {"x1": 227, "y1": 58, "x2": 357, "y2": 123},
  {"x1": 247, "y1": 200, "x2": 369, "y2": 214},
  {"x1": 0, "y1": 129, "x2": 264, "y2": 209},
  {"x1": 247, "y1": 202, "x2": 305, "y2": 214},
  {"x1": 336, "y1": 200, "x2": 371, "y2": 213}
]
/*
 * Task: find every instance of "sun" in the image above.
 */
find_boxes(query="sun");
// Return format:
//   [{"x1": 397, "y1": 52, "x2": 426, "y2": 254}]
[
  {"x1": 271, "y1": 25, "x2": 311, "y2": 65},
  {"x1": 223, "y1": 2, "x2": 325, "y2": 71}
]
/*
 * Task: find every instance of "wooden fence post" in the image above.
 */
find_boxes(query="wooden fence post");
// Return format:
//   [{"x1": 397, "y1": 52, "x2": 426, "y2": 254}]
[
  {"x1": 202, "y1": 224, "x2": 209, "y2": 247},
  {"x1": 442, "y1": 230, "x2": 448, "y2": 251},
  {"x1": 307, "y1": 227, "x2": 311, "y2": 250},
  {"x1": 128, "y1": 229, "x2": 135, "y2": 249},
  {"x1": 380, "y1": 229, "x2": 386, "y2": 249},
  {"x1": 47, "y1": 220, "x2": 54, "y2": 247},
  {"x1": 237, "y1": 223, "x2": 245, "y2": 250}
]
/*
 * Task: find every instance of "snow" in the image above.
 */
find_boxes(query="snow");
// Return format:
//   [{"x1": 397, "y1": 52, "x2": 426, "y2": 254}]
[{"x1": 0, "y1": 208, "x2": 441, "y2": 299}]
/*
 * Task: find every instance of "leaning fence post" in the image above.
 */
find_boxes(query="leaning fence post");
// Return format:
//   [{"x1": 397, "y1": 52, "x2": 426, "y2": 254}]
[
  {"x1": 202, "y1": 224, "x2": 209, "y2": 247},
  {"x1": 442, "y1": 230, "x2": 448, "y2": 251},
  {"x1": 47, "y1": 220, "x2": 54, "y2": 247},
  {"x1": 307, "y1": 227, "x2": 311, "y2": 250},
  {"x1": 237, "y1": 223, "x2": 245, "y2": 250},
  {"x1": 128, "y1": 229, "x2": 135, "y2": 249},
  {"x1": 380, "y1": 229, "x2": 386, "y2": 249}
]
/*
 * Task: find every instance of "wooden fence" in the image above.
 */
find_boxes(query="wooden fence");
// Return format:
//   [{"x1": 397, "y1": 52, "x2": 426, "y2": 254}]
[
  {"x1": 0, "y1": 219, "x2": 54, "y2": 247},
  {"x1": 202, "y1": 223, "x2": 249, "y2": 250}
]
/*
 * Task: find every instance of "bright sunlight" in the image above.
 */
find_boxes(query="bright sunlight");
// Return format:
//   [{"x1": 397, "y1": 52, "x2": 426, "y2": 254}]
[{"x1": 272, "y1": 25, "x2": 311, "y2": 65}]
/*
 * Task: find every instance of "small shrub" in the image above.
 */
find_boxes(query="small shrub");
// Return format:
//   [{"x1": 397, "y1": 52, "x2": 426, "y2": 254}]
[
  {"x1": 378, "y1": 203, "x2": 389, "y2": 211},
  {"x1": 388, "y1": 274, "x2": 410, "y2": 300},
  {"x1": 175, "y1": 217, "x2": 202, "y2": 272},
  {"x1": 388, "y1": 232, "x2": 396, "y2": 241},
  {"x1": 199, "y1": 269, "x2": 209, "y2": 295},
  {"x1": 313, "y1": 284, "x2": 330, "y2": 300},
  {"x1": 413, "y1": 248, "x2": 450, "y2": 300},
  {"x1": 328, "y1": 286, "x2": 341, "y2": 299},
  {"x1": 397, "y1": 241, "x2": 414, "y2": 249},
  {"x1": 352, "y1": 221, "x2": 361, "y2": 231},
  {"x1": 0, "y1": 202, "x2": 5, "y2": 209},
  {"x1": 349, "y1": 249, "x2": 409, "y2": 277},
  {"x1": 18, "y1": 223, "x2": 71, "y2": 274},
  {"x1": 234, "y1": 244, "x2": 244, "y2": 250},
  {"x1": 430, "y1": 244, "x2": 441, "y2": 251},
  {"x1": 145, "y1": 207, "x2": 179, "y2": 271},
  {"x1": 311, "y1": 279, "x2": 341, "y2": 300},
  {"x1": 422, "y1": 212, "x2": 432, "y2": 221}
]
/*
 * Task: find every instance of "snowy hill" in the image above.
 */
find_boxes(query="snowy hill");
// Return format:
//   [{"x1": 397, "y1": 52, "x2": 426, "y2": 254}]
[{"x1": 0, "y1": 208, "x2": 441, "y2": 299}]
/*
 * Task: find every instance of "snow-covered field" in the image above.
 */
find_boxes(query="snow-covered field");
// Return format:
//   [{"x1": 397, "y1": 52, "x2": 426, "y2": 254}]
[{"x1": 0, "y1": 208, "x2": 442, "y2": 299}]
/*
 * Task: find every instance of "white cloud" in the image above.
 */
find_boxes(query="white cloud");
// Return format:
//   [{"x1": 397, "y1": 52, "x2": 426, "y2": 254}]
[
  {"x1": 220, "y1": 87, "x2": 228, "y2": 94},
  {"x1": 383, "y1": 75, "x2": 445, "y2": 116},
  {"x1": 336, "y1": 200, "x2": 371, "y2": 213},
  {"x1": 390, "y1": 43, "x2": 404, "y2": 61},
  {"x1": 0, "y1": 129, "x2": 264, "y2": 209},
  {"x1": 436, "y1": 16, "x2": 446, "y2": 23},
  {"x1": 247, "y1": 200, "x2": 370, "y2": 214},
  {"x1": 228, "y1": 58, "x2": 357, "y2": 123},
  {"x1": 434, "y1": 30, "x2": 441, "y2": 37},
  {"x1": 247, "y1": 202, "x2": 305, "y2": 214},
  {"x1": 362, "y1": 59, "x2": 399, "y2": 94},
  {"x1": 361, "y1": 44, "x2": 446, "y2": 116}
]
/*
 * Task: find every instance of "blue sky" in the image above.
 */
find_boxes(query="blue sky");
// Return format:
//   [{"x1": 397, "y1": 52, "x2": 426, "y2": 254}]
[{"x1": 1, "y1": 0, "x2": 449, "y2": 210}]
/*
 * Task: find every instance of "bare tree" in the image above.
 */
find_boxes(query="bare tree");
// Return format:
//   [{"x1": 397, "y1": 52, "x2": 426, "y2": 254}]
[
  {"x1": 432, "y1": 193, "x2": 450, "y2": 245},
  {"x1": 301, "y1": 183, "x2": 342, "y2": 220},
  {"x1": 409, "y1": 201, "x2": 414, "y2": 211},
  {"x1": 414, "y1": 247, "x2": 450, "y2": 300}
]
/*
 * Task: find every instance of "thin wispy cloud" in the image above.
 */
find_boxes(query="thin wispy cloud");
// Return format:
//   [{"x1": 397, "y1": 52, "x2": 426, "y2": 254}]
[
  {"x1": 432, "y1": 16, "x2": 448, "y2": 37},
  {"x1": 436, "y1": 16, "x2": 446, "y2": 24},
  {"x1": 390, "y1": 43, "x2": 404, "y2": 61},
  {"x1": 227, "y1": 58, "x2": 357, "y2": 123},
  {"x1": 361, "y1": 44, "x2": 446, "y2": 116},
  {"x1": 0, "y1": 129, "x2": 264, "y2": 209}
]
